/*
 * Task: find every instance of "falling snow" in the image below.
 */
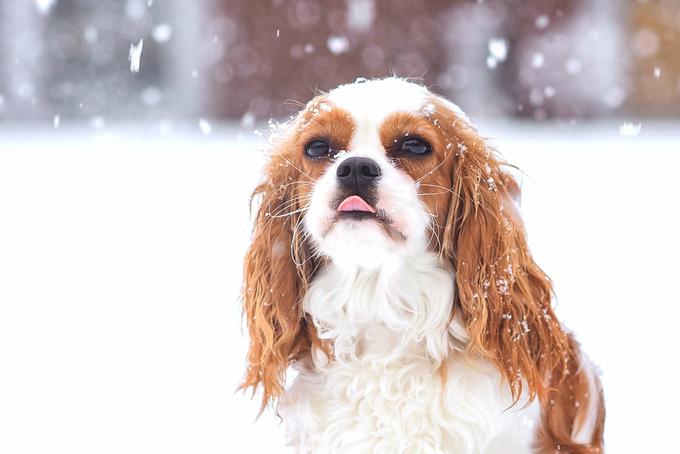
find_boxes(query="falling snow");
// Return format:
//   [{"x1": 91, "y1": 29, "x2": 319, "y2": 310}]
[
  {"x1": 619, "y1": 122, "x2": 642, "y2": 137},
  {"x1": 125, "y1": 0, "x2": 146, "y2": 20},
  {"x1": 199, "y1": 118, "x2": 212, "y2": 135},
  {"x1": 488, "y1": 38, "x2": 509, "y2": 61},
  {"x1": 535, "y1": 15, "x2": 550, "y2": 30},
  {"x1": 486, "y1": 38, "x2": 509, "y2": 69},
  {"x1": 84, "y1": 26, "x2": 98, "y2": 44},
  {"x1": 241, "y1": 112, "x2": 256, "y2": 128},
  {"x1": 90, "y1": 116, "x2": 105, "y2": 130},
  {"x1": 327, "y1": 35, "x2": 350, "y2": 55},
  {"x1": 531, "y1": 53, "x2": 545, "y2": 68},
  {"x1": 141, "y1": 87, "x2": 163, "y2": 106},
  {"x1": 34, "y1": 0, "x2": 58, "y2": 15},
  {"x1": 129, "y1": 39, "x2": 144, "y2": 73},
  {"x1": 565, "y1": 58, "x2": 582, "y2": 75},
  {"x1": 347, "y1": 0, "x2": 376, "y2": 32},
  {"x1": 152, "y1": 24, "x2": 173, "y2": 43}
]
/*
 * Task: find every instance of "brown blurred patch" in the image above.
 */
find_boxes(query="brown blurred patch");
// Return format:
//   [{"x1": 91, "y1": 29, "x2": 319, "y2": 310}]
[
  {"x1": 628, "y1": 1, "x2": 680, "y2": 115},
  {"x1": 211, "y1": 0, "x2": 450, "y2": 120}
]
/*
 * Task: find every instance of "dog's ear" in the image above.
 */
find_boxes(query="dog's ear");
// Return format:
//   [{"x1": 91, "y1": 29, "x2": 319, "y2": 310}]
[
  {"x1": 240, "y1": 132, "x2": 322, "y2": 411},
  {"x1": 436, "y1": 109, "x2": 573, "y2": 403}
]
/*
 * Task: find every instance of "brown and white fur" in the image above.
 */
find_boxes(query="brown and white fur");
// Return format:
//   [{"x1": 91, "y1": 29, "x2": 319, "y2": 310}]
[{"x1": 241, "y1": 78, "x2": 605, "y2": 453}]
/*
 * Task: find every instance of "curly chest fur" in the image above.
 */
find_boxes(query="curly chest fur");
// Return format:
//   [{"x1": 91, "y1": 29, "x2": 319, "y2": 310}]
[
  {"x1": 279, "y1": 258, "x2": 540, "y2": 454},
  {"x1": 280, "y1": 340, "x2": 540, "y2": 454}
]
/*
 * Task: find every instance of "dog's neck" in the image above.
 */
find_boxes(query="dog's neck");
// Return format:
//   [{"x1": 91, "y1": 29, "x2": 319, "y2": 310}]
[{"x1": 303, "y1": 249, "x2": 467, "y2": 366}]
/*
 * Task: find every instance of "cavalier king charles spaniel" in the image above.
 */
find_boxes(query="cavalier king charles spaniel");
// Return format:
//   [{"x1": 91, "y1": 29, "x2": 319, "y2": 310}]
[{"x1": 240, "y1": 78, "x2": 604, "y2": 453}]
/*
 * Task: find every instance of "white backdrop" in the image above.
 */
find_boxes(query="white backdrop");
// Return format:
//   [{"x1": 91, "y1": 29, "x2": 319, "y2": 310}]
[{"x1": 1, "y1": 122, "x2": 678, "y2": 452}]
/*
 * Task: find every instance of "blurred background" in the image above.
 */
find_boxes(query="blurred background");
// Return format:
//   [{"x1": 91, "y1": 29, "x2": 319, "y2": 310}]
[
  {"x1": 1, "y1": 1, "x2": 679, "y2": 454},
  {"x1": 1, "y1": 0, "x2": 679, "y2": 126}
]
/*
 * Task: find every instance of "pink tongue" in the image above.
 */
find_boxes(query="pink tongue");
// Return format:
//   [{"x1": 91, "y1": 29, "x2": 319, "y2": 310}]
[{"x1": 337, "y1": 195, "x2": 376, "y2": 213}]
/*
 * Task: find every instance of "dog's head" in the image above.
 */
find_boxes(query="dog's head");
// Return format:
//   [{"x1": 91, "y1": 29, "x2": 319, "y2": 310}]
[{"x1": 241, "y1": 78, "x2": 571, "y2": 409}]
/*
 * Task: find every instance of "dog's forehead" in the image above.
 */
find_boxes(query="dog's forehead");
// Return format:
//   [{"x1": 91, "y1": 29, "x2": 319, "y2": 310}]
[
  {"x1": 324, "y1": 78, "x2": 472, "y2": 132},
  {"x1": 326, "y1": 78, "x2": 430, "y2": 124}
]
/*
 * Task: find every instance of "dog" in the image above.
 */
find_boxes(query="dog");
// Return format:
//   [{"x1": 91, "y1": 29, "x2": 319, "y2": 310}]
[{"x1": 240, "y1": 78, "x2": 604, "y2": 453}]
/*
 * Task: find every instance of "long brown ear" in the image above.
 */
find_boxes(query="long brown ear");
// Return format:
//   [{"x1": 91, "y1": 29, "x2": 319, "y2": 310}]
[
  {"x1": 240, "y1": 139, "x2": 322, "y2": 411},
  {"x1": 440, "y1": 120, "x2": 573, "y2": 403}
]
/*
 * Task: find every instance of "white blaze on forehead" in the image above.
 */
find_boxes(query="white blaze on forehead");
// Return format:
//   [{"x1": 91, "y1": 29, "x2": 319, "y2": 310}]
[
  {"x1": 326, "y1": 78, "x2": 428, "y2": 155},
  {"x1": 325, "y1": 78, "x2": 472, "y2": 154},
  {"x1": 326, "y1": 78, "x2": 430, "y2": 122}
]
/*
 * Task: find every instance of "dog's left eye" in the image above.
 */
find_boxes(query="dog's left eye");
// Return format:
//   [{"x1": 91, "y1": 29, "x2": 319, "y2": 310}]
[{"x1": 397, "y1": 138, "x2": 431, "y2": 156}]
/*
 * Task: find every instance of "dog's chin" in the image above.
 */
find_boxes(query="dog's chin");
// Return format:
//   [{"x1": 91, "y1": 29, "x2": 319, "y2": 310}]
[{"x1": 315, "y1": 215, "x2": 405, "y2": 270}]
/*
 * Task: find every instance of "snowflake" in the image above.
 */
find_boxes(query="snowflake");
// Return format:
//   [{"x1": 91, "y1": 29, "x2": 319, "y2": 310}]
[
  {"x1": 531, "y1": 53, "x2": 545, "y2": 68},
  {"x1": 619, "y1": 122, "x2": 642, "y2": 137},
  {"x1": 327, "y1": 35, "x2": 350, "y2": 55},
  {"x1": 484, "y1": 162, "x2": 492, "y2": 175},
  {"x1": 129, "y1": 39, "x2": 144, "y2": 73},
  {"x1": 534, "y1": 15, "x2": 550, "y2": 30},
  {"x1": 199, "y1": 118, "x2": 212, "y2": 135},
  {"x1": 34, "y1": 0, "x2": 57, "y2": 15},
  {"x1": 505, "y1": 263, "x2": 514, "y2": 279},
  {"x1": 457, "y1": 143, "x2": 468, "y2": 156},
  {"x1": 152, "y1": 24, "x2": 173, "y2": 43},
  {"x1": 488, "y1": 38, "x2": 509, "y2": 61},
  {"x1": 496, "y1": 278, "x2": 509, "y2": 295},
  {"x1": 422, "y1": 102, "x2": 436, "y2": 117},
  {"x1": 519, "y1": 318, "x2": 530, "y2": 334},
  {"x1": 565, "y1": 58, "x2": 582, "y2": 75}
]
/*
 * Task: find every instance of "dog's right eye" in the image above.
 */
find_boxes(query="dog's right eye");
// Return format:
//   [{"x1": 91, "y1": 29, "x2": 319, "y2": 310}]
[{"x1": 305, "y1": 140, "x2": 331, "y2": 159}]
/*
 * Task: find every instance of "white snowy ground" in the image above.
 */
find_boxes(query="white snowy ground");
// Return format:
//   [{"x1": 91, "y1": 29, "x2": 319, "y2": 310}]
[{"x1": 0, "y1": 121, "x2": 678, "y2": 453}]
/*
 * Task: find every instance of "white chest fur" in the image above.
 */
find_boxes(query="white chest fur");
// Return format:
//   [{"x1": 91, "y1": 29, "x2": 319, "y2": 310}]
[{"x1": 279, "y1": 254, "x2": 540, "y2": 454}]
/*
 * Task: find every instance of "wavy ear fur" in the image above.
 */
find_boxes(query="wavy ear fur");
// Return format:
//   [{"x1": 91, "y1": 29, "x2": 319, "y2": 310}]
[
  {"x1": 439, "y1": 118, "x2": 573, "y2": 402},
  {"x1": 240, "y1": 134, "x2": 323, "y2": 411},
  {"x1": 433, "y1": 109, "x2": 604, "y2": 450}
]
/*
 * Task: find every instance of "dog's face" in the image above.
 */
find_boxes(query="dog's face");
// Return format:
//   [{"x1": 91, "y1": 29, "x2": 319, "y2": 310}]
[
  {"x1": 288, "y1": 79, "x2": 470, "y2": 268},
  {"x1": 242, "y1": 78, "x2": 570, "y2": 410}
]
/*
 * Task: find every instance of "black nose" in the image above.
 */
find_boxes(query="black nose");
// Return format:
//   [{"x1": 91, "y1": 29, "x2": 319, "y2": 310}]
[{"x1": 336, "y1": 157, "x2": 381, "y2": 192}]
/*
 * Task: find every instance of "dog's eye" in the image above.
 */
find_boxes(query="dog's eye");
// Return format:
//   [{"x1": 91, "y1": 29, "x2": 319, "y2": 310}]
[
  {"x1": 398, "y1": 138, "x2": 431, "y2": 156},
  {"x1": 305, "y1": 140, "x2": 331, "y2": 159}
]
